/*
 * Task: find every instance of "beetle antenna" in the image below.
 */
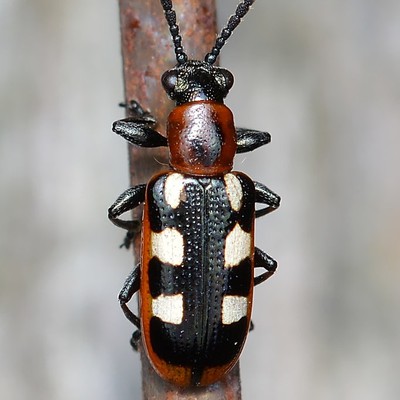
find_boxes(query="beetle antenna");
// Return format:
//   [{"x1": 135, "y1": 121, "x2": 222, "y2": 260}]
[
  {"x1": 205, "y1": 0, "x2": 255, "y2": 65},
  {"x1": 160, "y1": 0, "x2": 188, "y2": 64}
]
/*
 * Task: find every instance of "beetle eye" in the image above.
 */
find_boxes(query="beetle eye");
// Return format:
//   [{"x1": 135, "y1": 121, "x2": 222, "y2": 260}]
[
  {"x1": 220, "y1": 69, "x2": 234, "y2": 91},
  {"x1": 214, "y1": 68, "x2": 234, "y2": 92},
  {"x1": 161, "y1": 70, "x2": 178, "y2": 96}
]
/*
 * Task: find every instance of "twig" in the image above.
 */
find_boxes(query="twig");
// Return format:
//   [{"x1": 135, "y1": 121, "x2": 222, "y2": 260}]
[{"x1": 117, "y1": 0, "x2": 242, "y2": 398}]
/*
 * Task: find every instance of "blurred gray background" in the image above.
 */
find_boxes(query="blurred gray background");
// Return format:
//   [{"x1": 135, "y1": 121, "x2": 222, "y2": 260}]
[{"x1": 1, "y1": 0, "x2": 399, "y2": 399}]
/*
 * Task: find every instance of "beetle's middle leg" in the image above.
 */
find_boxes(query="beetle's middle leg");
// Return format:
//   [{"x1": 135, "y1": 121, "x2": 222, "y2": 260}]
[
  {"x1": 108, "y1": 184, "x2": 146, "y2": 249},
  {"x1": 254, "y1": 181, "x2": 281, "y2": 219}
]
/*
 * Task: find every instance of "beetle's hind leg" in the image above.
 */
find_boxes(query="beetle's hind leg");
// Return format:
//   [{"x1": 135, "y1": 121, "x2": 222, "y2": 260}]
[
  {"x1": 254, "y1": 247, "x2": 277, "y2": 286},
  {"x1": 249, "y1": 248, "x2": 277, "y2": 332},
  {"x1": 119, "y1": 265, "x2": 142, "y2": 351},
  {"x1": 119, "y1": 265, "x2": 141, "y2": 327}
]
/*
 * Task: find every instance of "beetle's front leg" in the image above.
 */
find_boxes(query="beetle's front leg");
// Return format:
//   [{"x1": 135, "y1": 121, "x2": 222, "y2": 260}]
[
  {"x1": 236, "y1": 127, "x2": 271, "y2": 153},
  {"x1": 113, "y1": 100, "x2": 168, "y2": 148},
  {"x1": 119, "y1": 265, "x2": 141, "y2": 351},
  {"x1": 108, "y1": 184, "x2": 146, "y2": 249}
]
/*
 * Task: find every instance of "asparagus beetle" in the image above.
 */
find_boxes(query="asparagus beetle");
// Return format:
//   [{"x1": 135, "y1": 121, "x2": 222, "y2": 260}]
[{"x1": 109, "y1": 0, "x2": 280, "y2": 388}]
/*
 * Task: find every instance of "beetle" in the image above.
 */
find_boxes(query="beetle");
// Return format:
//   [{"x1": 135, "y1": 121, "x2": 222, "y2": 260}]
[{"x1": 108, "y1": 0, "x2": 280, "y2": 388}]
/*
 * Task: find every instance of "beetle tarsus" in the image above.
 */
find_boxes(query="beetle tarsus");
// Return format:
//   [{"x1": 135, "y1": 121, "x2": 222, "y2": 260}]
[
  {"x1": 119, "y1": 231, "x2": 135, "y2": 249},
  {"x1": 130, "y1": 330, "x2": 141, "y2": 351},
  {"x1": 119, "y1": 100, "x2": 152, "y2": 119}
]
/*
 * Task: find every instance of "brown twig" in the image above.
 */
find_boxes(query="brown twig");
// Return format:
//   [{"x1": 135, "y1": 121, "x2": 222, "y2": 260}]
[{"x1": 117, "y1": 0, "x2": 242, "y2": 398}]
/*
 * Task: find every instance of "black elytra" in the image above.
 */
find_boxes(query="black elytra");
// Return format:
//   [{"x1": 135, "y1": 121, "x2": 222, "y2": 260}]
[
  {"x1": 108, "y1": 0, "x2": 281, "y2": 388},
  {"x1": 147, "y1": 174, "x2": 253, "y2": 383}
]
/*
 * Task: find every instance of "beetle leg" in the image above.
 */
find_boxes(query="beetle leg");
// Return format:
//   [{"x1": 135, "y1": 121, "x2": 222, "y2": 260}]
[
  {"x1": 113, "y1": 100, "x2": 167, "y2": 148},
  {"x1": 236, "y1": 128, "x2": 271, "y2": 153},
  {"x1": 119, "y1": 99, "x2": 153, "y2": 119},
  {"x1": 119, "y1": 265, "x2": 142, "y2": 351},
  {"x1": 130, "y1": 330, "x2": 142, "y2": 351},
  {"x1": 254, "y1": 181, "x2": 281, "y2": 218},
  {"x1": 119, "y1": 265, "x2": 141, "y2": 328},
  {"x1": 108, "y1": 184, "x2": 146, "y2": 248},
  {"x1": 254, "y1": 247, "x2": 277, "y2": 286}
]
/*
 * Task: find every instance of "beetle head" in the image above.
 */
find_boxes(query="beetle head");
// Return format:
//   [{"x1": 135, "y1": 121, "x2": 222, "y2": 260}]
[{"x1": 162, "y1": 60, "x2": 234, "y2": 105}]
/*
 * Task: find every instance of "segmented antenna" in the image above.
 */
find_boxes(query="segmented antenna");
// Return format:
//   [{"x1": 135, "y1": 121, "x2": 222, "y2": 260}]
[
  {"x1": 160, "y1": 0, "x2": 188, "y2": 64},
  {"x1": 205, "y1": 0, "x2": 256, "y2": 64}
]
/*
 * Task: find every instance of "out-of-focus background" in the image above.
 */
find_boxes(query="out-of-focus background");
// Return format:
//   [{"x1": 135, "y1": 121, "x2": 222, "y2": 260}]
[{"x1": 1, "y1": 0, "x2": 399, "y2": 399}]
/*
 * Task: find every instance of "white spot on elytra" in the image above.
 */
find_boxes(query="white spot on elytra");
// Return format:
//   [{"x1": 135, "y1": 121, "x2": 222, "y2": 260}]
[
  {"x1": 222, "y1": 295, "x2": 248, "y2": 324},
  {"x1": 152, "y1": 294, "x2": 183, "y2": 324},
  {"x1": 224, "y1": 173, "x2": 243, "y2": 211},
  {"x1": 164, "y1": 173, "x2": 185, "y2": 208},
  {"x1": 224, "y1": 223, "x2": 251, "y2": 267},
  {"x1": 151, "y1": 228, "x2": 184, "y2": 265}
]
